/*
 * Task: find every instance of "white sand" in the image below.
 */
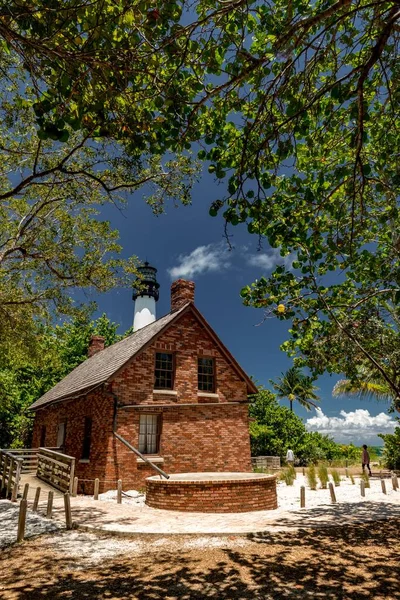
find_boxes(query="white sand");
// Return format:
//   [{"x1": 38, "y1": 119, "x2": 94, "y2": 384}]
[
  {"x1": 0, "y1": 499, "x2": 61, "y2": 550},
  {"x1": 1, "y1": 474, "x2": 398, "y2": 552}
]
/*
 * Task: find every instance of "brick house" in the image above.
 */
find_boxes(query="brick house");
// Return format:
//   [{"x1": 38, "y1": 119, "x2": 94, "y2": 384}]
[{"x1": 29, "y1": 276, "x2": 257, "y2": 493}]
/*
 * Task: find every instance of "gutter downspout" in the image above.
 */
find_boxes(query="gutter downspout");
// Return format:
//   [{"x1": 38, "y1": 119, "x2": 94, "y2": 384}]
[{"x1": 111, "y1": 394, "x2": 169, "y2": 480}]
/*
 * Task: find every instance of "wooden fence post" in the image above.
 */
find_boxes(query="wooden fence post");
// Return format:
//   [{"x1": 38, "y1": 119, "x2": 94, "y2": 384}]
[
  {"x1": 22, "y1": 483, "x2": 29, "y2": 501},
  {"x1": 94, "y1": 478, "x2": 100, "y2": 500},
  {"x1": 300, "y1": 485, "x2": 305, "y2": 508},
  {"x1": 72, "y1": 477, "x2": 78, "y2": 497},
  {"x1": 17, "y1": 499, "x2": 27, "y2": 543},
  {"x1": 393, "y1": 474, "x2": 399, "y2": 490},
  {"x1": 11, "y1": 460, "x2": 23, "y2": 502},
  {"x1": 69, "y1": 459, "x2": 76, "y2": 494},
  {"x1": 6, "y1": 457, "x2": 14, "y2": 498},
  {"x1": 381, "y1": 479, "x2": 387, "y2": 495},
  {"x1": 345, "y1": 468, "x2": 349, "y2": 478},
  {"x1": 329, "y1": 482, "x2": 337, "y2": 503},
  {"x1": 46, "y1": 491, "x2": 54, "y2": 519},
  {"x1": 64, "y1": 492, "x2": 73, "y2": 530},
  {"x1": 32, "y1": 487, "x2": 41, "y2": 511},
  {"x1": 360, "y1": 480, "x2": 365, "y2": 497},
  {"x1": 1, "y1": 454, "x2": 8, "y2": 491},
  {"x1": 117, "y1": 479, "x2": 122, "y2": 504},
  {"x1": 302, "y1": 467, "x2": 305, "y2": 477}
]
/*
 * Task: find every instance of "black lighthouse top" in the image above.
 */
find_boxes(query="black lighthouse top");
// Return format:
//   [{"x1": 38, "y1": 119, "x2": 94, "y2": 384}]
[{"x1": 132, "y1": 262, "x2": 160, "y2": 302}]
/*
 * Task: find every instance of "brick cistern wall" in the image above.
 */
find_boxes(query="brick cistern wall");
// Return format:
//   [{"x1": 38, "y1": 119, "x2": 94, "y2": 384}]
[{"x1": 146, "y1": 474, "x2": 278, "y2": 512}]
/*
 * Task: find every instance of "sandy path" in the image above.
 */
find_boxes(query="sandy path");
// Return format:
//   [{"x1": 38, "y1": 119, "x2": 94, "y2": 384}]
[{"x1": 1, "y1": 519, "x2": 399, "y2": 599}]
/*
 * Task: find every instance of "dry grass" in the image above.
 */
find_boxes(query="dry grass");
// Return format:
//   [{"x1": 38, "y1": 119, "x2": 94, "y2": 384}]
[{"x1": 1, "y1": 519, "x2": 399, "y2": 599}]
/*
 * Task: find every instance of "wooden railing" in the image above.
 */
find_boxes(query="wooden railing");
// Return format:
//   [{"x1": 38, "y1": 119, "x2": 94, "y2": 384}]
[
  {"x1": 0, "y1": 450, "x2": 23, "y2": 502},
  {"x1": 36, "y1": 448, "x2": 76, "y2": 494}
]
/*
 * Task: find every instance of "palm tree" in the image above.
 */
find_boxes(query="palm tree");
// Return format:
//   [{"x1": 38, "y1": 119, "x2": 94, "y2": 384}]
[
  {"x1": 332, "y1": 369, "x2": 394, "y2": 403},
  {"x1": 270, "y1": 367, "x2": 320, "y2": 412}
]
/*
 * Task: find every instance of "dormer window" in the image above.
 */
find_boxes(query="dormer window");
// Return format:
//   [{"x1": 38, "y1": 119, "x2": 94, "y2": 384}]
[
  {"x1": 198, "y1": 357, "x2": 215, "y2": 392},
  {"x1": 154, "y1": 352, "x2": 174, "y2": 389}
]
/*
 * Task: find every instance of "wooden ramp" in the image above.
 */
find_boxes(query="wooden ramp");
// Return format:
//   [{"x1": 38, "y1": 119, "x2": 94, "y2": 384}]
[{"x1": 19, "y1": 473, "x2": 64, "y2": 502}]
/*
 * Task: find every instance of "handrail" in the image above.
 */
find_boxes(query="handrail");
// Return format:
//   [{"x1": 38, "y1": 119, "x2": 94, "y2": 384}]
[{"x1": 113, "y1": 432, "x2": 169, "y2": 479}]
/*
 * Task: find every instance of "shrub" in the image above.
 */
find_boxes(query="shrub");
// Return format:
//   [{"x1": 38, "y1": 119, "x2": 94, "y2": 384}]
[
  {"x1": 306, "y1": 464, "x2": 317, "y2": 490},
  {"x1": 379, "y1": 427, "x2": 400, "y2": 471},
  {"x1": 330, "y1": 469, "x2": 341, "y2": 486},
  {"x1": 280, "y1": 467, "x2": 296, "y2": 486},
  {"x1": 288, "y1": 464, "x2": 297, "y2": 480},
  {"x1": 317, "y1": 464, "x2": 329, "y2": 489}
]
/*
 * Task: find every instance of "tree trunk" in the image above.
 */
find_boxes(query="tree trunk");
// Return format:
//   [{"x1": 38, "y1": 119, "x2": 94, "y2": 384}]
[{"x1": 290, "y1": 399, "x2": 293, "y2": 412}]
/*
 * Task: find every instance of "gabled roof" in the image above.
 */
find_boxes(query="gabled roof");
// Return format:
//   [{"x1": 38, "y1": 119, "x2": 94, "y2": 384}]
[{"x1": 29, "y1": 302, "x2": 257, "y2": 411}]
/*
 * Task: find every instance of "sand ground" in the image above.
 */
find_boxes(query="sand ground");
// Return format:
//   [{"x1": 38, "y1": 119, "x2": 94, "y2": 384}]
[{"x1": 1, "y1": 519, "x2": 399, "y2": 599}]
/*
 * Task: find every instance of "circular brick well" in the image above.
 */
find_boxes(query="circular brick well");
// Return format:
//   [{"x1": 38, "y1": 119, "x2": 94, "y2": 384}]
[{"x1": 145, "y1": 472, "x2": 277, "y2": 512}]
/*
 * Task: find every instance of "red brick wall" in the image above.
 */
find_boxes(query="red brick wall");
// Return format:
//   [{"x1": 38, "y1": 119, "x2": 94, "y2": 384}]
[
  {"x1": 112, "y1": 311, "x2": 248, "y2": 405},
  {"x1": 146, "y1": 475, "x2": 278, "y2": 512},
  {"x1": 31, "y1": 308, "x2": 252, "y2": 494},
  {"x1": 32, "y1": 390, "x2": 116, "y2": 494},
  {"x1": 113, "y1": 404, "x2": 252, "y2": 489}
]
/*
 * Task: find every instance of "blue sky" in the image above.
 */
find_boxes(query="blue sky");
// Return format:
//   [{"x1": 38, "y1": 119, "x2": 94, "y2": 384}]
[{"x1": 83, "y1": 172, "x2": 396, "y2": 446}]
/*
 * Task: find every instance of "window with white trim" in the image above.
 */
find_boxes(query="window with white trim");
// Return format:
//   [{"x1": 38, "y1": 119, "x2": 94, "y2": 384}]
[
  {"x1": 154, "y1": 352, "x2": 174, "y2": 389},
  {"x1": 198, "y1": 357, "x2": 215, "y2": 392},
  {"x1": 138, "y1": 414, "x2": 161, "y2": 454}
]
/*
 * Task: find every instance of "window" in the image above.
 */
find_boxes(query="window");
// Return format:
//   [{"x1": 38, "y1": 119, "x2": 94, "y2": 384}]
[
  {"x1": 154, "y1": 352, "x2": 174, "y2": 389},
  {"x1": 56, "y1": 421, "x2": 67, "y2": 448},
  {"x1": 138, "y1": 414, "x2": 161, "y2": 454},
  {"x1": 40, "y1": 426, "x2": 46, "y2": 447},
  {"x1": 81, "y1": 417, "x2": 92, "y2": 460},
  {"x1": 198, "y1": 357, "x2": 215, "y2": 392}
]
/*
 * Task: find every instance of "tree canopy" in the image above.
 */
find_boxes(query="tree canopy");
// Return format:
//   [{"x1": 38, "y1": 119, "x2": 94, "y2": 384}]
[
  {"x1": 249, "y1": 388, "x2": 358, "y2": 464},
  {"x1": 0, "y1": 312, "x2": 126, "y2": 448},
  {"x1": 2, "y1": 0, "x2": 399, "y2": 398}
]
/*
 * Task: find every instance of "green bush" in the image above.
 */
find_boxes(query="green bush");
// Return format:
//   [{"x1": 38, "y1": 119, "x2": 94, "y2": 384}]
[
  {"x1": 306, "y1": 464, "x2": 317, "y2": 490},
  {"x1": 317, "y1": 464, "x2": 329, "y2": 489},
  {"x1": 330, "y1": 469, "x2": 341, "y2": 486},
  {"x1": 379, "y1": 426, "x2": 400, "y2": 470},
  {"x1": 280, "y1": 467, "x2": 296, "y2": 486}
]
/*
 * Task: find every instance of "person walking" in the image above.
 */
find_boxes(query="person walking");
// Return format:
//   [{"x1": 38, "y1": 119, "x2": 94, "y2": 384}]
[
  {"x1": 362, "y1": 444, "x2": 372, "y2": 476},
  {"x1": 286, "y1": 448, "x2": 294, "y2": 466}
]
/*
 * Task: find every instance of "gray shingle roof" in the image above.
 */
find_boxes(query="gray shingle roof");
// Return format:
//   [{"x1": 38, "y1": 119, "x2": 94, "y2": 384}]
[{"x1": 29, "y1": 304, "x2": 189, "y2": 411}]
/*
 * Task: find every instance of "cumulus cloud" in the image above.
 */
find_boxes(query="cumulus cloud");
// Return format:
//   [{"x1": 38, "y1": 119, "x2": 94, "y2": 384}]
[
  {"x1": 168, "y1": 243, "x2": 231, "y2": 279},
  {"x1": 247, "y1": 249, "x2": 293, "y2": 271},
  {"x1": 306, "y1": 408, "x2": 396, "y2": 443}
]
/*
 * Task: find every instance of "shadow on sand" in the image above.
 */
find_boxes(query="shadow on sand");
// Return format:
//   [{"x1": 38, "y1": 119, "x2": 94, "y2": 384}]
[{"x1": 1, "y1": 517, "x2": 399, "y2": 599}]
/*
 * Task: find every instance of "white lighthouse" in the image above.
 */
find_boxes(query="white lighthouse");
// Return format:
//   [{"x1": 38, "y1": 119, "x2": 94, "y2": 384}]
[{"x1": 132, "y1": 262, "x2": 160, "y2": 330}]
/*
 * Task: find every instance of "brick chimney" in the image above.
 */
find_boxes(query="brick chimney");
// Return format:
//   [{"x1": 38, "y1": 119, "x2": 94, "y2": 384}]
[
  {"x1": 171, "y1": 279, "x2": 195, "y2": 311},
  {"x1": 88, "y1": 335, "x2": 105, "y2": 357}
]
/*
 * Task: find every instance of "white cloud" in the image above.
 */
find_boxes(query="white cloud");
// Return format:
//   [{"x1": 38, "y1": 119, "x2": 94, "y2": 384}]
[
  {"x1": 168, "y1": 243, "x2": 231, "y2": 279},
  {"x1": 247, "y1": 249, "x2": 293, "y2": 271},
  {"x1": 306, "y1": 408, "x2": 396, "y2": 443}
]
